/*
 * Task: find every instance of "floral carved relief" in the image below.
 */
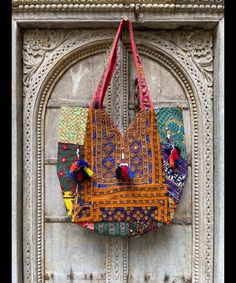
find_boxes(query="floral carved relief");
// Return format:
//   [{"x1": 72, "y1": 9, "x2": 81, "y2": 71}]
[
  {"x1": 174, "y1": 31, "x2": 213, "y2": 87},
  {"x1": 132, "y1": 30, "x2": 213, "y2": 98},
  {"x1": 23, "y1": 30, "x2": 67, "y2": 89}
]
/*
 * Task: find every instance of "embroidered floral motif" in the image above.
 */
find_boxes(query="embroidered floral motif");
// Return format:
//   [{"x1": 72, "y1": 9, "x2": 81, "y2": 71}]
[{"x1": 57, "y1": 142, "x2": 80, "y2": 192}]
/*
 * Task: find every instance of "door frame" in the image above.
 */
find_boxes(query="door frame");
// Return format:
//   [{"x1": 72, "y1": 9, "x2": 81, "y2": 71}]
[{"x1": 12, "y1": 3, "x2": 224, "y2": 283}]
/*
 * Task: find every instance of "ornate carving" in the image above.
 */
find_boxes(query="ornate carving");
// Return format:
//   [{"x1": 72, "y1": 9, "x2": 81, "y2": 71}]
[
  {"x1": 106, "y1": 237, "x2": 128, "y2": 283},
  {"x1": 12, "y1": 0, "x2": 224, "y2": 3},
  {"x1": 23, "y1": 30, "x2": 66, "y2": 90},
  {"x1": 111, "y1": 40, "x2": 122, "y2": 129},
  {"x1": 22, "y1": 29, "x2": 214, "y2": 283},
  {"x1": 131, "y1": 30, "x2": 213, "y2": 96},
  {"x1": 23, "y1": 29, "x2": 116, "y2": 98},
  {"x1": 12, "y1": 0, "x2": 224, "y2": 12},
  {"x1": 104, "y1": 45, "x2": 112, "y2": 116},
  {"x1": 123, "y1": 46, "x2": 129, "y2": 132},
  {"x1": 167, "y1": 30, "x2": 213, "y2": 89},
  {"x1": 177, "y1": 0, "x2": 223, "y2": 3}
]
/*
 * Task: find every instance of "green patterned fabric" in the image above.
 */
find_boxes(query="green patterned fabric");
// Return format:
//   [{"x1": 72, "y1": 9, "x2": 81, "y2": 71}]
[
  {"x1": 58, "y1": 107, "x2": 88, "y2": 145},
  {"x1": 94, "y1": 222, "x2": 129, "y2": 236},
  {"x1": 57, "y1": 142, "x2": 79, "y2": 192},
  {"x1": 155, "y1": 107, "x2": 187, "y2": 160}
]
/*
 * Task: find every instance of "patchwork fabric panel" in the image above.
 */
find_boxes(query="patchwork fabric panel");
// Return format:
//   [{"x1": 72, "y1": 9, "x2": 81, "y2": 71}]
[
  {"x1": 58, "y1": 107, "x2": 88, "y2": 145},
  {"x1": 161, "y1": 143, "x2": 188, "y2": 203},
  {"x1": 57, "y1": 143, "x2": 85, "y2": 192},
  {"x1": 155, "y1": 107, "x2": 188, "y2": 204},
  {"x1": 155, "y1": 107, "x2": 187, "y2": 160},
  {"x1": 57, "y1": 106, "x2": 188, "y2": 237},
  {"x1": 94, "y1": 222, "x2": 129, "y2": 236}
]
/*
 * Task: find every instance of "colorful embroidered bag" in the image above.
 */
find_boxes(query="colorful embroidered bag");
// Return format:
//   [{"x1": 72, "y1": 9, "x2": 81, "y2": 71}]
[{"x1": 57, "y1": 18, "x2": 188, "y2": 237}]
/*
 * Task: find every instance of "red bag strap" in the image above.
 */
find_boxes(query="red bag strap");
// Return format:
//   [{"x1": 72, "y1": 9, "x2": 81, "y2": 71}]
[{"x1": 90, "y1": 18, "x2": 153, "y2": 110}]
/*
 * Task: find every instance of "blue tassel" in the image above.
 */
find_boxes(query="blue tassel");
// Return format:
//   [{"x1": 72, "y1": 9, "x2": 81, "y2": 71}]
[
  {"x1": 127, "y1": 166, "x2": 135, "y2": 179},
  {"x1": 76, "y1": 159, "x2": 89, "y2": 167}
]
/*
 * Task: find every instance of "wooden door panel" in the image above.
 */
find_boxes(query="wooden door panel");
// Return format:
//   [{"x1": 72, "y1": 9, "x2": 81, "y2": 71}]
[
  {"x1": 128, "y1": 225, "x2": 192, "y2": 283},
  {"x1": 50, "y1": 53, "x2": 107, "y2": 106},
  {"x1": 129, "y1": 54, "x2": 186, "y2": 103},
  {"x1": 45, "y1": 223, "x2": 106, "y2": 283},
  {"x1": 45, "y1": 165, "x2": 66, "y2": 217},
  {"x1": 44, "y1": 50, "x2": 109, "y2": 283},
  {"x1": 45, "y1": 109, "x2": 60, "y2": 161},
  {"x1": 182, "y1": 110, "x2": 192, "y2": 163}
]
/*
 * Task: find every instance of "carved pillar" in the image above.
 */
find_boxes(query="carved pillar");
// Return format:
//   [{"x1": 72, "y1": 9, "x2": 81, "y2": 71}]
[{"x1": 105, "y1": 38, "x2": 129, "y2": 283}]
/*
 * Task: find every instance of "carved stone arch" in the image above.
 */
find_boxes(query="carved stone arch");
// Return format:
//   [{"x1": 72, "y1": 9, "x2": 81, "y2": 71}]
[{"x1": 23, "y1": 30, "x2": 213, "y2": 283}]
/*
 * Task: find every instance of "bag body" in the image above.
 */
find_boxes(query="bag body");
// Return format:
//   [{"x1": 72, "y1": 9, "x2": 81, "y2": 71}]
[{"x1": 57, "y1": 19, "x2": 188, "y2": 237}]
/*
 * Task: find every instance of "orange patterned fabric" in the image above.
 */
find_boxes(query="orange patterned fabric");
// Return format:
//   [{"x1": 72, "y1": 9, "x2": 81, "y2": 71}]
[{"x1": 71, "y1": 108, "x2": 175, "y2": 225}]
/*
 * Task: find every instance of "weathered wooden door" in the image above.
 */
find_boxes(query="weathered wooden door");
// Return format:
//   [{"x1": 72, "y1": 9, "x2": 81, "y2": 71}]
[{"x1": 20, "y1": 25, "x2": 217, "y2": 283}]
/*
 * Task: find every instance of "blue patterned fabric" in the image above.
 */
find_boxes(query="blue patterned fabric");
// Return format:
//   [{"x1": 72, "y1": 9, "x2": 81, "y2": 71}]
[{"x1": 155, "y1": 107, "x2": 187, "y2": 160}]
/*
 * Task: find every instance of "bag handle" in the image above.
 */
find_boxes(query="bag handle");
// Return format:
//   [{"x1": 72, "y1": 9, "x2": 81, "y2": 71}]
[{"x1": 90, "y1": 18, "x2": 153, "y2": 110}]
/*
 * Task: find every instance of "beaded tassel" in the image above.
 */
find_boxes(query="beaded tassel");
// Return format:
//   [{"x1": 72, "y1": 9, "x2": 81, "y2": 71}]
[
  {"x1": 115, "y1": 152, "x2": 134, "y2": 180},
  {"x1": 69, "y1": 147, "x2": 93, "y2": 184}
]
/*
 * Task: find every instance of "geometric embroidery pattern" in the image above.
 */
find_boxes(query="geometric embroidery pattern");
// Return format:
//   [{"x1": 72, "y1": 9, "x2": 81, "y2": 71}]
[
  {"x1": 72, "y1": 108, "x2": 170, "y2": 224},
  {"x1": 57, "y1": 107, "x2": 189, "y2": 237},
  {"x1": 161, "y1": 143, "x2": 188, "y2": 204}
]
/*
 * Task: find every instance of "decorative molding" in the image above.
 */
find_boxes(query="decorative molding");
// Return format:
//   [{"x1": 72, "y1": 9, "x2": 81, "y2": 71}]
[
  {"x1": 125, "y1": 29, "x2": 213, "y2": 97},
  {"x1": 177, "y1": 0, "x2": 223, "y2": 3},
  {"x1": 111, "y1": 40, "x2": 122, "y2": 129},
  {"x1": 123, "y1": 46, "x2": 129, "y2": 132},
  {"x1": 22, "y1": 29, "x2": 213, "y2": 283},
  {"x1": 105, "y1": 46, "x2": 112, "y2": 117},
  {"x1": 23, "y1": 30, "x2": 67, "y2": 92},
  {"x1": 167, "y1": 30, "x2": 213, "y2": 88},
  {"x1": 23, "y1": 29, "x2": 116, "y2": 97},
  {"x1": 12, "y1": 0, "x2": 224, "y2": 12},
  {"x1": 106, "y1": 237, "x2": 129, "y2": 283}
]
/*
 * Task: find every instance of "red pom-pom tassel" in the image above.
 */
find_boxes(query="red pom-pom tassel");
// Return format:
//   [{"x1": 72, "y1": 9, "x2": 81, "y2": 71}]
[
  {"x1": 169, "y1": 147, "x2": 180, "y2": 168},
  {"x1": 121, "y1": 165, "x2": 129, "y2": 180}
]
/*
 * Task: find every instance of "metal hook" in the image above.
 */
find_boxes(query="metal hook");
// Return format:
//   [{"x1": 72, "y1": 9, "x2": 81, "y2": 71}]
[
  {"x1": 123, "y1": 16, "x2": 128, "y2": 21},
  {"x1": 134, "y1": 4, "x2": 141, "y2": 21}
]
